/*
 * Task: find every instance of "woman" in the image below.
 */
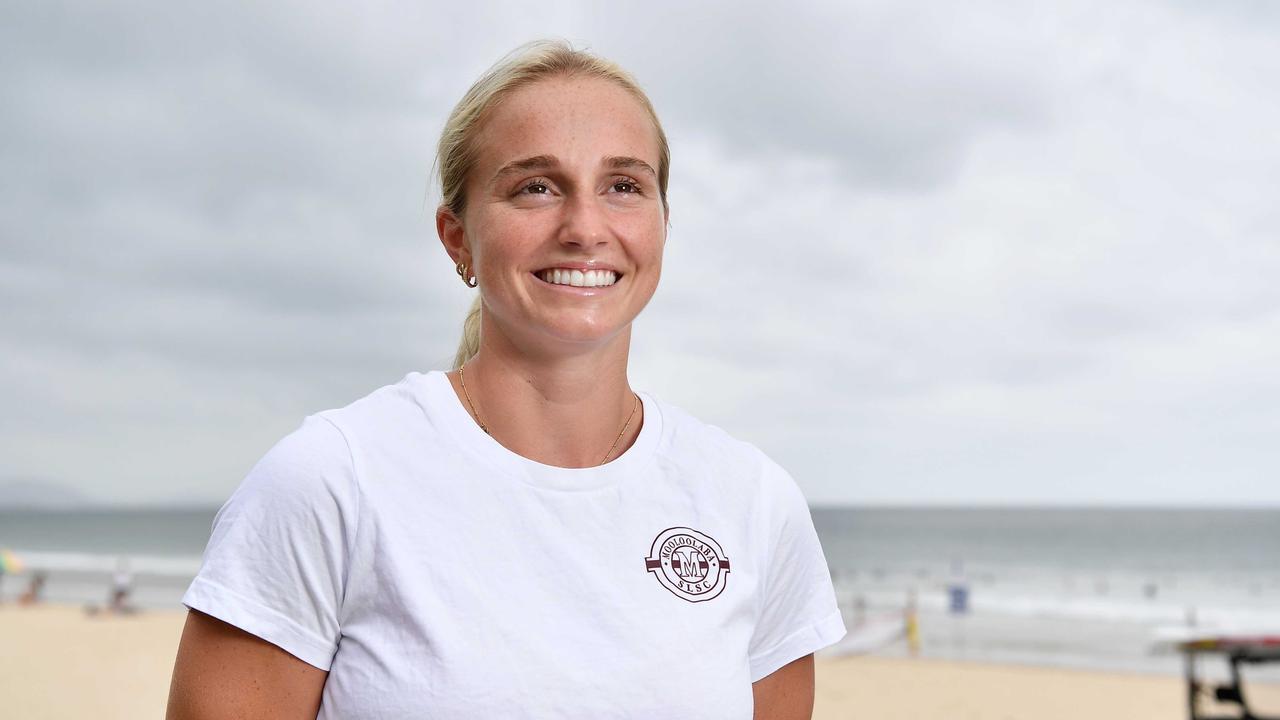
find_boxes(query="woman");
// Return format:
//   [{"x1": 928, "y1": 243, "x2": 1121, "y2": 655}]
[{"x1": 166, "y1": 40, "x2": 845, "y2": 719}]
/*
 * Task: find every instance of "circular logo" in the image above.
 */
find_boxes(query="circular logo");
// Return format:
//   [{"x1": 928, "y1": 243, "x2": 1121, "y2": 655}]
[{"x1": 644, "y1": 527, "x2": 731, "y2": 603}]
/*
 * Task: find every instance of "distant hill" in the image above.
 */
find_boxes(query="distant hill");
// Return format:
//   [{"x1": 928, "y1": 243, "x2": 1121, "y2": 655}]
[{"x1": 0, "y1": 478, "x2": 96, "y2": 510}]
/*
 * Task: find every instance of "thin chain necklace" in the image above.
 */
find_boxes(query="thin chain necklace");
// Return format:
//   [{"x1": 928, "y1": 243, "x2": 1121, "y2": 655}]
[{"x1": 457, "y1": 363, "x2": 641, "y2": 466}]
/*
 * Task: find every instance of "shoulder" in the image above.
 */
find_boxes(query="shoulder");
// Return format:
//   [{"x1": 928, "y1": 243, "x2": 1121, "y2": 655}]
[
  {"x1": 223, "y1": 414, "x2": 354, "y2": 525},
  {"x1": 311, "y1": 371, "x2": 433, "y2": 440},
  {"x1": 645, "y1": 394, "x2": 815, "y2": 564},
  {"x1": 645, "y1": 393, "x2": 800, "y2": 498},
  {"x1": 229, "y1": 372, "x2": 428, "y2": 509}
]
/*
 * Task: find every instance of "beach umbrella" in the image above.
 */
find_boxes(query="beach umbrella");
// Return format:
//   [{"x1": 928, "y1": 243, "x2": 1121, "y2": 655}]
[{"x1": 0, "y1": 548, "x2": 25, "y2": 574}]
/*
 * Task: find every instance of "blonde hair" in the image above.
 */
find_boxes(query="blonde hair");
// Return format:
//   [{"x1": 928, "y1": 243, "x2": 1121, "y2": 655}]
[{"x1": 438, "y1": 39, "x2": 671, "y2": 370}]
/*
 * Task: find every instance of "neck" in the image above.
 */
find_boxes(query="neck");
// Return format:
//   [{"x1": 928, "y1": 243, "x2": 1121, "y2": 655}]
[{"x1": 447, "y1": 324, "x2": 642, "y2": 468}]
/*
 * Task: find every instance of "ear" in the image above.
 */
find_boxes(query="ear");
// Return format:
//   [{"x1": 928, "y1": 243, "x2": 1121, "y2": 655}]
[{"x1": 436, "y1": 205, "x2": 470, "y2": 267}]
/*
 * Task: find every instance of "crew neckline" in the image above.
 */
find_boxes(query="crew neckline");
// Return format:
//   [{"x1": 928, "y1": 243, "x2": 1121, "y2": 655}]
[{"x1": 417, "y1": 369, "x2": 663, "y2": 492}]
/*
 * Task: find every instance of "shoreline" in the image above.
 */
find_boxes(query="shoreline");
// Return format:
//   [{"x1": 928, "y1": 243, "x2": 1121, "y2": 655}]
[{"x1": 2, "y1": 604, "x2": 1278, "y2": 719}]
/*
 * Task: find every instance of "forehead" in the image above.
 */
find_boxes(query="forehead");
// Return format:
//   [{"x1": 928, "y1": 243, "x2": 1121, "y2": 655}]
[{"x1": 471, "y1": 76, "x2": 660, "y2": 180}]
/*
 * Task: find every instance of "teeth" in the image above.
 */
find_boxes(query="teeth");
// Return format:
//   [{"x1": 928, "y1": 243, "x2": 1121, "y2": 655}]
[{"x1": 538, "y1": 268, "x2": 619, "y2": 287}]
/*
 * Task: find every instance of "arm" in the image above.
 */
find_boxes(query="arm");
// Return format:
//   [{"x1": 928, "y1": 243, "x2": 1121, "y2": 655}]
[
  {"x1": 752, "y1": 653, "x2": 815, "y2": 720},
  {"x1": 166, "y1": 609, "x2": 328, "y2": 720}
]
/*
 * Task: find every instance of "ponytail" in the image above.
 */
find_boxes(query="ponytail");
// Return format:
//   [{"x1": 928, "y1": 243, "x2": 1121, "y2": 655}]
[{"x1": 451, "y1": 295, "x2": 483, "y2": 370}]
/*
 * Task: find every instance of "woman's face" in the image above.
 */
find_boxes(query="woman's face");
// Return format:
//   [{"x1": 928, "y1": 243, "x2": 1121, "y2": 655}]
[{"x1": 443, "y1": 75, "x2": 667, "y2": 354}]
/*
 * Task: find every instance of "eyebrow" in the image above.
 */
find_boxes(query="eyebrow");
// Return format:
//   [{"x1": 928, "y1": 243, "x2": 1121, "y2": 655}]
[
  {"x1": 491, "y1": 155, "x2": 557, "y2": 185},
  {"x1": 604, "y1": 156, "x2": 657, "y2": 178},
  {"x1": 489, "y1": 154, "x2": 657, "y2": 186}
]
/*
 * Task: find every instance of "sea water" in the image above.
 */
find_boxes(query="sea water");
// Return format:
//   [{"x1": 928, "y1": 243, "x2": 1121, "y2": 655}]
[
  {"x1": 2, "y1": 506, "x2": 1277, "y2": 677},
  {"x1": 814, "y1": 507, "x2": 1280, "y2": 680}
]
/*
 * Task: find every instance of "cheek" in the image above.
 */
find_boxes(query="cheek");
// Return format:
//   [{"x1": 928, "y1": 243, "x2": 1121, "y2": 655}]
[
  {"x1": 636, "y1": 220, "x2": 667, "y2": 266},
  {"x1": 470, "y1": 220, "x2": 526, "y2": 274}
]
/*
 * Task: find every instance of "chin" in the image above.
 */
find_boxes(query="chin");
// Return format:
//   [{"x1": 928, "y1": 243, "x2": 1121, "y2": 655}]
[
  {"x1": 542, "y1": 319, "x2": 630, "y2": 347},
  {"x1": 489, "y1": 303, "x2": 635, "y2": 350}
]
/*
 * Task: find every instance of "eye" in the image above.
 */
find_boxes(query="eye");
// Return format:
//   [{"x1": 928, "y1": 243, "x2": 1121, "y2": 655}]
[
  {"x1": 610, "y1": 178, "x2": 642, "y2": 194},
  {"x1": 519, "y1": 180, "x2": 551, "y2": 195}
]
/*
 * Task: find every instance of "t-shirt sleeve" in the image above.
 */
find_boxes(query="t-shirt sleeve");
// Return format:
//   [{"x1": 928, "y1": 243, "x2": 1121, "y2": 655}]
[
  {"x1": 747, "y1": 458, "x2": 847, "y2": 682},
  {"x1": 181, "y1": 413, "x2": 358, "y2": 671}
]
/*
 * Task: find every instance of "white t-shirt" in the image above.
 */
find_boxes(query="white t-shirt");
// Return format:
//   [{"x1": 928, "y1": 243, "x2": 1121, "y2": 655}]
[{"x1": 183, "y1": 370, "x2": 845, "y2": 719}]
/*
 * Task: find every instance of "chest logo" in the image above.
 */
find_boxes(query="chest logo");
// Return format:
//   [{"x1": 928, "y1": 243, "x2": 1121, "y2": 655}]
[{"x1": 644, "y1": 527, "x2": 731, "y2": 603}]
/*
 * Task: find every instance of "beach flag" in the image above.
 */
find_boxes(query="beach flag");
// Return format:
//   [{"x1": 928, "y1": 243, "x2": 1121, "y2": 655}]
[{"x1": 0, "y1": 548, "x2": 25, "y2": 574}]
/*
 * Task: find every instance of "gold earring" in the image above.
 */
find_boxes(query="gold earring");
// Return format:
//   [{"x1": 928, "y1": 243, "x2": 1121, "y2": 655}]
[{"x1": 456, "y1": 261, "x2": 478, "y2": 288}]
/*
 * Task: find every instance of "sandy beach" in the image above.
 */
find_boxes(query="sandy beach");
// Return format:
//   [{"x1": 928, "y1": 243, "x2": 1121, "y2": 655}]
[
  {"x1": 0, "y1": 604, "x2": 188, "y2": 719},
  {"x1": 1, "y1": 604, "x2": 1276, "y2": 719},
  {"x1": 816, "y1": 654, "x2": 1279, "y2": 719}
]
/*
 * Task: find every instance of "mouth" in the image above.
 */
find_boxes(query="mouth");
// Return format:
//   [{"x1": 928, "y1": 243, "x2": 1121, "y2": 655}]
[{"x1": 532, "y1": 267, "x2": 622, "y2": 289}]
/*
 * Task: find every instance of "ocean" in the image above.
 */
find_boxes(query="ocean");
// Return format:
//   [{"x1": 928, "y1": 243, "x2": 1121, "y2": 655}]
[
  {"x1": 812, "y1": 507, "x2": 1280, "y2": 681},
  {"x1": 3, "y1": 506, "x2": 1277, "y2": 679}
]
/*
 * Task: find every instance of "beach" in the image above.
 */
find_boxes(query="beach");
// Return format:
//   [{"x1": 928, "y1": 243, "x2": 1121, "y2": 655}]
[
  {"x1": 816, "y1": 655, "x2": 1280, "y2": 719},
  {"x1": 0, "y1": 605, "x2": 186, "y2": 719},
  {"x1": 3, "y1": 604, "x2": 1276, "y2": 719},
  {"x1": 3, "y1": 508, "x2": 1278, "y2": 717}
]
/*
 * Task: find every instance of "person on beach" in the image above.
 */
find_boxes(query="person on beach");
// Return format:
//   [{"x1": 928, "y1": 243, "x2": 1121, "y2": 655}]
[
  {"x1": 166, "y1": 40, "x2": 844, "y2": 719},
  {"x1": 18, "y1": 570, "x2": 47, "y2": 606},
  {"x1": 108, "y1": 558, "x2": 136, "y2": 615},
  {"x1": 85, "y1": 558, "x2": 140, "y2": 616}
]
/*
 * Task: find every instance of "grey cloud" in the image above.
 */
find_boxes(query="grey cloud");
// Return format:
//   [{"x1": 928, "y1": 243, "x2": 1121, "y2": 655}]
[
  {"x1": 2, "y1": 0, "x2": 1279, "y2": 506},
  {"x1": 594, "y1": 1, "x2": 1053, "y2": 189}
]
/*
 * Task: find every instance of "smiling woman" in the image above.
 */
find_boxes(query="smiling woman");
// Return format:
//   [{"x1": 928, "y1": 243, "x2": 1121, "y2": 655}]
[
  {"x1": 437, "y1": 45, "x2": 671, "y2": 373},
  {"x1": 437, "y1": 71, "x2": 667, "y2": 389},
  {"x1": 166, "y1": 40, "x2": 845, "y2": 720}
]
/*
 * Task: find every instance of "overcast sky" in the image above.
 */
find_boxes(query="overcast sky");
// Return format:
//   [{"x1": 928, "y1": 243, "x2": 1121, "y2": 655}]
[{"x1": 3, "y1": 0, "x2": 1278, "y2": 507}]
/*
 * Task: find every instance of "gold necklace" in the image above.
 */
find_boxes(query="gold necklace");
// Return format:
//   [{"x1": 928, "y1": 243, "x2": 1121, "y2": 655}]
[{"x1": 458, "y1": 363, "x2": 641, "y2": 466}]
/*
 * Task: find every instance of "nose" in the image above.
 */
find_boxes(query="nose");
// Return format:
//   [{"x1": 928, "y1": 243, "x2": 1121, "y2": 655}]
[{"x1": 557, "y1": 191, "x2": 610, "y2": 249}]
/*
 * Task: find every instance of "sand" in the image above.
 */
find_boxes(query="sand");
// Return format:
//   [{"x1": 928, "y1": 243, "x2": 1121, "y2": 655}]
[
  {"x1": 815, "y1": 655, "x2": 1279, "y2": 719},
  {"x1": 0, "y1": 604, "x2": 186, "y2": 719},
  {"x1": 2, "y1": 604, "x2": 1276, "y2": 719}
]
